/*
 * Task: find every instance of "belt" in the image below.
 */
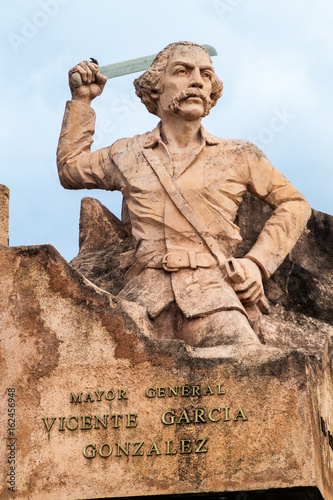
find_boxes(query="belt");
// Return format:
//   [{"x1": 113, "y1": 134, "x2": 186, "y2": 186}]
[{"x1": 161, "y1": 252, "x2": 216, "y2": 272}]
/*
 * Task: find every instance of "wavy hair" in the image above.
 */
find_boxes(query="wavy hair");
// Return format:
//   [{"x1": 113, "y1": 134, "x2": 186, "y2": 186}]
[{"x1": 133, "y1": 42, "x2": 223, "y2": 116}]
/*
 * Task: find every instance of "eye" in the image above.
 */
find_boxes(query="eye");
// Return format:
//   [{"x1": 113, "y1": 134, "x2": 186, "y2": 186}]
[
  {"x1": 174, "y1": 68, "x2": 187, "y2": 75},
  {"x1": 201, "y1": 71, "x2": 212, "y2": 79}
]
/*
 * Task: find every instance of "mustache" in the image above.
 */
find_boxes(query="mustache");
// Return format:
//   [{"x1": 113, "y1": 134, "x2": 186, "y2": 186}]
[{"x1": 169, "y1": 88, "x2": 211, "y2": 114}]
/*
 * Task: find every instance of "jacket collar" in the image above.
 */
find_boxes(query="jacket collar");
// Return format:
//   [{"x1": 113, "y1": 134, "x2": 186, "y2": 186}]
[{"x1": 143, "y1": 121, "x2": 219, "y2": 149}]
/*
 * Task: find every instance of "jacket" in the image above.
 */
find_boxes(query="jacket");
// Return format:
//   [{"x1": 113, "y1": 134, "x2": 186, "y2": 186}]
[{"x1": 57, "y1": 100, "x2": 311, "y2": 318}]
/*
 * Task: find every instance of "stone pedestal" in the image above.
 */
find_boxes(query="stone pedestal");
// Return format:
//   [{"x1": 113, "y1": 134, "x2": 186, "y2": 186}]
[{"x1": 1, "y1": 244, "x2": 332, "y2": 500}]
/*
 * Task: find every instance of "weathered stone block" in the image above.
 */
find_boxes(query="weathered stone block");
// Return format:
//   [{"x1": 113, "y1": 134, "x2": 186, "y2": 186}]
[{"x1": 1, "y1": 245, "x2": 332, "y2": 500}]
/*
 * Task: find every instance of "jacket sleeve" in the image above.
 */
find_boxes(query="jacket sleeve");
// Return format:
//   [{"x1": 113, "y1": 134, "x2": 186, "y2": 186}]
[
  {"x1": 243, "y1": 143, "x2": 311, "y2": 279},
  {"x1": 57, "y1": 100, "x2": 124, "y2": 191}
]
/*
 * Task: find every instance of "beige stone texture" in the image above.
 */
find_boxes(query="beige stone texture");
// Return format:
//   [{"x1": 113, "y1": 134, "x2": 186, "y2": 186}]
[
  {"x1": 72, "y1": 197, "x2": 134, "y2": 295},
  {"x1": 0, "y1": 184, "x2": 9, "y2": 246},
  {"x1": 1, "y1": 243, "x2": 332, "y2": 500}
]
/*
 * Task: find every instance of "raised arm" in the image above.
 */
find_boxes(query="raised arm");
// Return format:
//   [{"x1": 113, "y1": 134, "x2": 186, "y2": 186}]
[{"x1": 57, "y1": 61, "x2": 116, "y2": 191}]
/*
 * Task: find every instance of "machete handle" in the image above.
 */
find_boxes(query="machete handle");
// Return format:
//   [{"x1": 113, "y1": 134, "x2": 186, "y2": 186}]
[
  {"x1": 225, "y1": 257, "x2": 245, "y2": 284},
  {"x1": 69, "y1": 58, "x2": 99, "y2": 88}
]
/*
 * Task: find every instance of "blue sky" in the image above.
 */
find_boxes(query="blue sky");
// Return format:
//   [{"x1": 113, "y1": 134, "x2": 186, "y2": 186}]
[{"x1": 1, "y1": 0, "x2": 332, "y2": 261}]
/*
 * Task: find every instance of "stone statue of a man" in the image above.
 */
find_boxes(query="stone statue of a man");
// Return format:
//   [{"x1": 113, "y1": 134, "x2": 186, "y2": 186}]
[{"x1": 57, "y1": 42, "x2": 311, "y2": 348}]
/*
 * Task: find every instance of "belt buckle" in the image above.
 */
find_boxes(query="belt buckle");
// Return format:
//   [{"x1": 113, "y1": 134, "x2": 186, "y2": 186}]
[{"x1": 162, "y1": 253, "x2": 179, "y2": 272}]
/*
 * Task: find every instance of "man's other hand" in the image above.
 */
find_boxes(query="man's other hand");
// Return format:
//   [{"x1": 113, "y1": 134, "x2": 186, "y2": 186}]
[
  {"x1": 69, "y1": 61, "x2": 107, "y2": 105},
  {"x1": 232, "y1": 258, "x2": 264, "y2": 306}
]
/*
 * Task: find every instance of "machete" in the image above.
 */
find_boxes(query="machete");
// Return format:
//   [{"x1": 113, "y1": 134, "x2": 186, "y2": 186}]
[{"x1": 70, "y1": 44, "x2": 218, "y2": 88}]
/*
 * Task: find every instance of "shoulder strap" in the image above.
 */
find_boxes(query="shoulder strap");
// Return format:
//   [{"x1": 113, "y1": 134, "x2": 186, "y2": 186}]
[{"x1": 143, "y1": 151, "x2": 226, "y2": 267}]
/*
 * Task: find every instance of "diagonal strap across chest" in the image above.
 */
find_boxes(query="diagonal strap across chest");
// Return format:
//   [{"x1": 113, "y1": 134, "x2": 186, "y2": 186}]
[{"x1": 142, "y1": 147, "x2": 226, "y2": 267}]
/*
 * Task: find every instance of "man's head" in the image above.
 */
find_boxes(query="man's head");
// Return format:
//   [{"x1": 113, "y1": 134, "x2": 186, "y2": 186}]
[{"x1": 134, "y1": 42, "x2": 223, "y2": 119}]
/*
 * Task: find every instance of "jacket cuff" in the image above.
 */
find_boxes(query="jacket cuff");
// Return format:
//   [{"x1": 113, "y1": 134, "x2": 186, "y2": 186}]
[{"x1": 243, "y1": 253, "x2": 270, "y2": 281}]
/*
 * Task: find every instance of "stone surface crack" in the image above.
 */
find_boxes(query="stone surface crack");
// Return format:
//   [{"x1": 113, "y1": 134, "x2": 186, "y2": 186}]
[{"x1": 285, "y1": 261, "x2": 295, "y2": 295}]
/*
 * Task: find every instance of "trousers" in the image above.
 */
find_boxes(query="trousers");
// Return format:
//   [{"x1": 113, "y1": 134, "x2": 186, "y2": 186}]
[{"x1": 151, "y1": 302, "x2": 260, "y2": 347}]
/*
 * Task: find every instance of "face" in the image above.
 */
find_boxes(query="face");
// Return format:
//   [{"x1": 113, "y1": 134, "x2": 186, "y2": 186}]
[{"x1": 156, "y1": 46, "x2": 214, "y2": 121}]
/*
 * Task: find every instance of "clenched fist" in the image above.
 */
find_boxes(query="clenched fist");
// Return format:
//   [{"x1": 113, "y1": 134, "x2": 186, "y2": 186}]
[{"x1": 69, "y1": 60, "x2": 107, "y2": 105}]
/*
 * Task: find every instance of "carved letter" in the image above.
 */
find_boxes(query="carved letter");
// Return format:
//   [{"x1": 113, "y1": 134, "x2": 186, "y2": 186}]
[
  {"x1": 105, "y1": 390, "x2": 115, "y2": 401},
  {"x1": 204, "y1": 386, "x2": 214, "y2": 396},
  {"x1": 126, "y1": 414, "x2": 138, "y2": 428},
  {"x1": 217, "y1": 385, "x2": 226, "y2": 395},
  {"x1": 166, "y1": 441, "x2": 177, "y2": 455},
  {"x1": 84, "y1": 393, "x2": 95, "y2": 403},
  {"x1": 192, "y1": 386, "x2": 200, "y2": 396},
  {"x1": 208, "y1": 408, "x2": 221, "y2": 422},
  {"x1": 146, "y1": 387, "x2": 156, "y2": 398},
  {"x1": 66, "y1": 416, "x2": 78, "y2": 431},
  {"x1": 95, "y1": 391, "x2": 104, "y2": 401},
  {"x1": 94, "y1": 415, "x2": 108, "y2": 429},
  {"x1": 58, "y1": 417, "x2": 65, "y2": 431},
  {"x1": 147, "y1": 442, "x2": 161, "y2": 456},
  {"x1": 70, "y1": 393, "x2": 82, "y2": 404},
  {"x1": 83, "y1": 444, "x2": 97, "y2": 459},
  {"x1": 132, "y1": 442, "x2": 144, "y2": 456},
  {"x1": 168, "y1": 386, "x2": 178, "y2": 397},
  {"x1": 180, "y1": 439, "x2": 192, "y2": 454},
  {"x1": 42, "y1": 417, "x2": 56, "y2": 432},
  {"x1": 110, "y1": 414, "x2": 123, "y2": 428},
  {"x1": 162, "y1": 410, "x2": 175, "y2": 425},
  {"x1": 118, "y1": 389, "x2": 128, "y2": 400},
  {"x1": 181, "y1": 386, "x2": 190, "y2": 397},
  {"x1": 234, "y1": 408, "x2": 248, "y2": 421},
  {"x1": 157, "y1": 387, "x2": 166, "y2": 398},
  {"x1": 81, "y1": 416, "x2": 92, "y2": 430},
  {"x1": 99, "y1": 443, "x2": 112, "y2": 458},
  {"x1": 177, "y1": 410, "x2": 191, "y2": 424},
  {"x1": 116, "y1": 443, "x2": 130, "y2": 457},
  {"x1": 194, "y1": 408, "x2": 206, "y2": 423},
  {"x1": 195, "y1": 438, "x2": 208, "y2": 453}
]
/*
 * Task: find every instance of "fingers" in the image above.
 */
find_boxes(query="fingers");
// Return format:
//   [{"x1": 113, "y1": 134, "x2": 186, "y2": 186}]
[
  {"x1": 95, "y1": 71, "x2": 108, "y2": 85},
  {"x1": 233, "y1": 278, "x2": 255, "y2": 293},
  {"x1": 241, "y1": 285, "x2": 263, "y2": 305},
  {"x1": 79, "y1": 61, "x2": 93, "y2": 84},
  {"x1": 69, "y1": 61, "x2": 99, "y2": 85},
  {"x1": 68, "y1": 61, "x2": 107, "y2": 102},
  {"x1": 233, "y1": 278, "x2": 264, "y2": 305},
  {"x1": 228, "y1": 257, "x2": 265, "y2": 306}
]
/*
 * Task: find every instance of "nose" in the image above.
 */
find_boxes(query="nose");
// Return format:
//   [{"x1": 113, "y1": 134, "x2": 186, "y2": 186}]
[{"x1": 189, "y1": 68, "x2": 203, "y2": 89}]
